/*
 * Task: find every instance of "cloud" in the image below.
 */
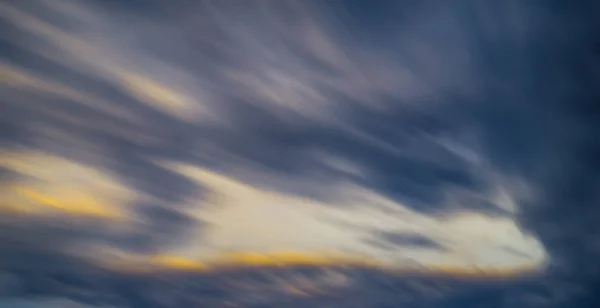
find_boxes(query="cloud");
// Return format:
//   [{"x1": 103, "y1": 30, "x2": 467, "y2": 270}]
[
  {"x1": 0, "y1": 299, "x2": 122, "y2": 308},
  {"x1": 0, "y1": 64, "x2": 136, "y2": 122},
  {"x1": 1, "y1": 0, "x2": 599, "y2": 306},
  {"x1": 373, "y1": 232, "x2": 446, "y2": 251},
  {"x1": 0, "y1": 150, "x2": 134, "y2": 220},
  {"x1": 0, "y1": 2, "x2": 206, "y2": 123},
  {"x1": 0, "y1": 149, "x2": 204, "y2": 269},
  {"x1": 151, "y1": 161, "x2": 547, "y2": 271},
  {"x1": 115, "y1": 71, "x2": 200, "y2": 122}
]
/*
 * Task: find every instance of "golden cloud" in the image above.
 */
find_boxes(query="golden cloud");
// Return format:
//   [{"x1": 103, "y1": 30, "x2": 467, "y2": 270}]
[{"x1": 0, "y1": 150, "x2": 135, "y2": 221}]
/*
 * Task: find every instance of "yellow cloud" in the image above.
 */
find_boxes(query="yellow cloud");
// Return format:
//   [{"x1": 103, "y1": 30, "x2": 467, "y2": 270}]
[
  {"x1": 96, "y1": 250, "x2": 379, "y2": 274},
  {"x1": 7, "y1": 185, "x2": 123, "y2": 219},
  {"x1": 149, "y1": 254, "x2": 209, "y2": 271},
  {"x1": 212, "y1": 251, "x2": 381, "y2": 269},
  {"x1": 0, "y1": 150, "x2": 134, "y2": 221},
  {"x1": 93, "y1": 249, "x2": 541, "y2": 280},
  {"x1": 115, "y1": 70, "x2": 197, "y2": 121}
]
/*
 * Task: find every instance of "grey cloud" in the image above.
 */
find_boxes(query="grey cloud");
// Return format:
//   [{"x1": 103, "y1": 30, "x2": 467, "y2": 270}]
[
  {"x1": 366, "y1": 232, "x2": 447, "y2": 252},
  {"x1": 379, "y1": 232, "x2": 446, "y2": 250},
  {"x1": 0, "y1": 265, "x2": 578, "y2": 308}
]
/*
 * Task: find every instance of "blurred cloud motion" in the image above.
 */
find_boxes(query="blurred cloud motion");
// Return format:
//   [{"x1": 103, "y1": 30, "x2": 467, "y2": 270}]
[{"x1": 1, "y1": 0, "x2": 599, "y2": 307}]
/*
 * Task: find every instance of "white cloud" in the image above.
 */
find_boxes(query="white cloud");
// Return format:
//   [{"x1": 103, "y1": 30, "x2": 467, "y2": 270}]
[{"x1": 156, "y1": 161, "x2": 548, "y2": 270}]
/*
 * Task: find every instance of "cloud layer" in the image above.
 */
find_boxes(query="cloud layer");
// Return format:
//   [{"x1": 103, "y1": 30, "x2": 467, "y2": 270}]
[{"x1": 1, "y1": 0, "x2": 599, "y2": 306}]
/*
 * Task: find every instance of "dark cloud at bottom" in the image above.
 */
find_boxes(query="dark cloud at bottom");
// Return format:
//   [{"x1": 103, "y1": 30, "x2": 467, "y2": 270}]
[{"x1": 0, "y1": 263, "x2": 587, "y2": 308}]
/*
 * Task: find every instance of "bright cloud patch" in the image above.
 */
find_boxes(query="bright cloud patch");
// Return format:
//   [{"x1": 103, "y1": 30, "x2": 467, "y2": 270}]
[
  {"x1": 0, "y1": 150, "x2": 135, "y2": 221},
  {"x1": 156, "y1": 162, "x2": 548, "y2": 271}
]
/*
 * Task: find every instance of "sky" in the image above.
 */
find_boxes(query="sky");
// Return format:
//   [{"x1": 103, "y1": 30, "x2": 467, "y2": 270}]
[{"x1": 1, "y1": 0, "x2": 599, "y2": 307}]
